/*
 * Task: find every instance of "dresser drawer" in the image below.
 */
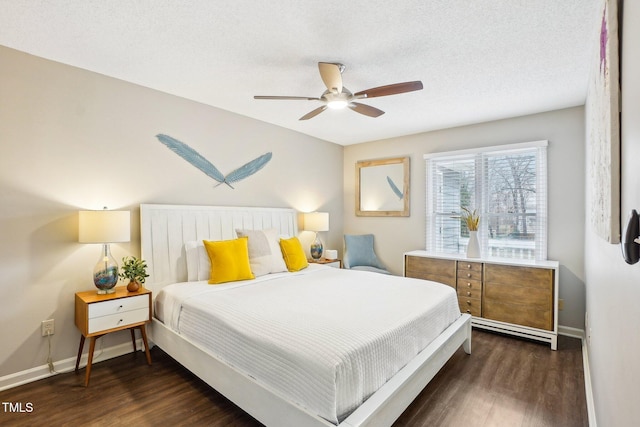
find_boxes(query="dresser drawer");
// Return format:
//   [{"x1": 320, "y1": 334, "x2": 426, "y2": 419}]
[
  {"x1": 457, "y1": 261, "x2": 482, "y2": 273},
  {"x1": 88, "y1": 308, "x2": 150, "y2": 334},
  {"x1": 456, "y1": 278, "x2": 483, "y2": 292},
  {"x1": 458, "y1": 297, "x2": 481, "y2": 317},
  {"x1": 484, "y1": 264, "x2": 553, "y2": 289},
  {"x1": 483, "y1": 300, "x2": 552, "y2": 331},
  {"x1": 456, "y1": 266, "x2": 482, "y2": 281},
  {"x1": 405, "y1": 256, "x2": 456, "y2": 287},
  {"x1": 88, "y1": 295, "x2": 149, "y2": 319},
  {"x1": 457, "y1": 285, "x2": 482, "y2": 299},
  {"x1": 484, "y1": 282, "x2": 551, "y2": 308}
]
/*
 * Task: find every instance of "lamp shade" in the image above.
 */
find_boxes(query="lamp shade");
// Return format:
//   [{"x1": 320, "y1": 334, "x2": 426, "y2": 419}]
[
  {"x1": 304, "y1": 212, "x2": 329, "y2": 232},
  {"x1": 79, "y1": 210, "x2": 130, "y2": 243}
]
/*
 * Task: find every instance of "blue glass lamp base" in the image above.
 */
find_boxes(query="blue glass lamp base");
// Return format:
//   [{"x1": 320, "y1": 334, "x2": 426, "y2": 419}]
[
  {"x1": 93, "y1": 244, "x2": 119, "y2": 294},
  {"x1": 310, "y1": 235, "x2": 324, "y2": 260}
]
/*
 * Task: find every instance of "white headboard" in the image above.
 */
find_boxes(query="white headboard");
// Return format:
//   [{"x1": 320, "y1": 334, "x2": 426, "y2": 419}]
[{"x1": 140, "y1": 204, "x2": 298, "y2": 294}]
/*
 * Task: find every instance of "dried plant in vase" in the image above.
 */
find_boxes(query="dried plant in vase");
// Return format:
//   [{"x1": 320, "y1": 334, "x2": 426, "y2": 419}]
[
  {"x1": 461, "y1": 207, "x2": 481, "y2": 258},
  {"x1": 119, "y1": 256, "x2": 149, "y2": 292},
  {"x1": 461, "y1": 206, "x2": 480, "y2": 231}
]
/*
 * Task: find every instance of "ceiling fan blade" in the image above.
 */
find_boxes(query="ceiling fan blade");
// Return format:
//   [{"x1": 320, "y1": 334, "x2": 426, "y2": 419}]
[
  {"x1": 299, "y1": 106, "x2": 327, "y2": 120},
  {"x1": 254, "y1": 96, "x2": 320, "y2": 100},
  {"x1": 354, "y1": 81, "x2": 423, "y2": 99},
  {"x1": 318, "y1": 62, "x2": 343, "y2": 94},
  {"x1": 349, "y1": 102, "x2": 385, "y2": 118}
]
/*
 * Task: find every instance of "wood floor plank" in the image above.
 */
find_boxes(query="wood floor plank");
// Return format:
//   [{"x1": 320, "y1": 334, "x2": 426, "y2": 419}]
[{"x1": 0, "y1": 330, "x2": 587, "y2": 426}]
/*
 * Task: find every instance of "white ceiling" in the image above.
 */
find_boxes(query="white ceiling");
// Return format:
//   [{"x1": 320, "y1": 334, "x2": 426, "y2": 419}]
[{"x1": 0, "y1": 0, "x2": 600, "y2": 145}]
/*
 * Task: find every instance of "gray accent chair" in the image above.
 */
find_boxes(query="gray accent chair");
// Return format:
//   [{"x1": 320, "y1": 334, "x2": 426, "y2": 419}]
[{"x1": 343, "y1": 234, "x2": 391, "y2": 275}]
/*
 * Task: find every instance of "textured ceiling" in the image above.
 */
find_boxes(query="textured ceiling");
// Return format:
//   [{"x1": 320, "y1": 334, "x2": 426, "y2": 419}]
[{"x1": 0, "y1": 0, "x2": 600, "y2": 145}]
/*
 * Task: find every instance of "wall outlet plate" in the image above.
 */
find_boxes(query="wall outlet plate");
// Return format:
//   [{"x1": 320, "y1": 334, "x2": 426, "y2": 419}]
[{"x1": 41, "y1": 319, "x2": 54, "y2": 336}]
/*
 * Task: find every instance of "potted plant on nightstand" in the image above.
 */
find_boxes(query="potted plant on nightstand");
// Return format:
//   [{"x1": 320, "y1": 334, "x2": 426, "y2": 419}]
[{"x1": 119, "y1": 256, "x2": 149, "y2": 292}]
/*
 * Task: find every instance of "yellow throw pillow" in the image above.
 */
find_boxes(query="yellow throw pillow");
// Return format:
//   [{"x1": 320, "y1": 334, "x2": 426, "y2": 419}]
[
  {"x1": 203, "y1": 237, "x2": 255, "y2": 284},
  {"x1": 279, "y1": 237, "x2": 309, "y2": 272}
]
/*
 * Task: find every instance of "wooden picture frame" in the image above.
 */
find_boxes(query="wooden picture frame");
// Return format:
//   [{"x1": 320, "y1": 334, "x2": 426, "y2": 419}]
[{"x1": 356, "y1": 156, "x2": 410, "y2": 217}]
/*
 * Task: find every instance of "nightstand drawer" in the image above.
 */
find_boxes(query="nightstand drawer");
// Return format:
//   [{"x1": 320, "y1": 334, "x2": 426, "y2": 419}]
[
  {"x1": 88, "y1": 308, "x2": 149, "y2": 334},
  {"x1": 88, "y1": 295, "x2": 148, "y2": 318}
]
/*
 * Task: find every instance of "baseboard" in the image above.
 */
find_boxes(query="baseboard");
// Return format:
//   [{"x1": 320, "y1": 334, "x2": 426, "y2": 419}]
[
  {"x1": 0, "y1": 339, "x2": 146, "y2": 392},
  {"x1": 557, "y1": 325, "x2": 596, "y2": 427},
  {"x1": 558, "y1": 325, "x2": 584, "y2": 339},
  {"x1": 581, "y1": 334, "x2": 597, "y2": 427}
]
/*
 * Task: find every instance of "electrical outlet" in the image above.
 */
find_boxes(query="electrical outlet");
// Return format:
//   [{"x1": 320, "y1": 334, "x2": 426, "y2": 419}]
[
  {"x1": 558, "y1": 299, "x2": 564, "y2": 310},
  {"x1": 41, "y1": 319, "x2": 54, "y2": 336}
]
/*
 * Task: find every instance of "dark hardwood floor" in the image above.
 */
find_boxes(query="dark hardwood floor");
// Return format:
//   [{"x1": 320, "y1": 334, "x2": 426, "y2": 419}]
[{"x1": 0, "y1": 330, "x2": 587, "y2": 427}]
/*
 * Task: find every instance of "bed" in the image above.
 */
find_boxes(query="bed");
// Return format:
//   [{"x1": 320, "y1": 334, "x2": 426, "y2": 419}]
[{"x1": 141, "y1": 204, "x2": 472, "y2": 427}]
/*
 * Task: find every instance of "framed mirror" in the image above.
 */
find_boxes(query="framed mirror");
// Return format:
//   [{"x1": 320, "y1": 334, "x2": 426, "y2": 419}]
[{"x1": 356, "y1": 156, "x2": 410, "y2": 217}]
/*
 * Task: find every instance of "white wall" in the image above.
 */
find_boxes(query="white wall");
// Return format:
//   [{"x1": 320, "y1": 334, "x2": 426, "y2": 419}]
[
  {"x1": 344, "y1": 107, "x2": 586, "y2": 329},
  {"x1": 585, "y1": 1, "x2": 640, "y2": 425},
  {"x1": 0, "y1": 46, "x2": 343, "y2": 379}
]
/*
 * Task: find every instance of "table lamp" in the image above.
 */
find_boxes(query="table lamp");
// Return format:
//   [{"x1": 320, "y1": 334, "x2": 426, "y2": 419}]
[
  {"x1": 304, "y1": 212, "x2": 329, "y2": 260},
  {"x1": 79, "y1": 208, "x2": 130, "y2": 294}
]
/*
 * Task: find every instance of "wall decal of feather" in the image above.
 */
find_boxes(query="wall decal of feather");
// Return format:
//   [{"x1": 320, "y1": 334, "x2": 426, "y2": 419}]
[
  {"x1": 156, "y1": 134, "x2": 225, "y2": 184},
  {"x1": 156, "y1": 134, "x2": 272, "y2": 189},
  {"x1": 387, "y1": 176, "x2": 404, "y2": 200},
  {"x1": 224, "y1": 152, "x2": 272, "y2": 187}
]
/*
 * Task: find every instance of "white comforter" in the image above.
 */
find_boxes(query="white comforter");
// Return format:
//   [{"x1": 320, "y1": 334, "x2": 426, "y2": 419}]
[{"x1": 155, "y1": 264, "x2": 460, "y2": 424}]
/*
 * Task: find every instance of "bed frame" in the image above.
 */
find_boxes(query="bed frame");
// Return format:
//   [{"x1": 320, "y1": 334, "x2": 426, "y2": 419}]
[{"x1": 140, "y1": 203, "x2": 472, "y2": 427}]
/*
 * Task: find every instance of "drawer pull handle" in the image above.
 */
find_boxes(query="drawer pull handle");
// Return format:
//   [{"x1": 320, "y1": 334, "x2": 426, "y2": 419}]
[
  {"x1": 466, "y1": 309, "x2": 471, "y2": 313},
  {"x1": 466, "y1": 300, "x2": 471, "y2": 305},
  {"x1": 117, "y1": 305, "x2": 123, "y2": 311},
  {"x1": 467, "y1": 291, "x2": 471, "y2": 296},
  {"x1": 467, "y1": 282, "x2": 472, "y2": 287},
  {"x1": 467, "y1": 273, "x2": 472, "y2": 278},
  {"x1": 467, "y1": 264, "x2": 471, "y2": 269},
  {"x1": 118, "y1": 319, "x2": 123, "y2": 324}
]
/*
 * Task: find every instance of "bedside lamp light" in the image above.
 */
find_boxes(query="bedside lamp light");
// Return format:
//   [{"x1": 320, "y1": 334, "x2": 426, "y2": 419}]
[
  {"x1": 79, "y1": 208, "x2": 130, "y2": 294},
  {"x1": 304, "y1": 212, "x2": 329, "y2": 260}
]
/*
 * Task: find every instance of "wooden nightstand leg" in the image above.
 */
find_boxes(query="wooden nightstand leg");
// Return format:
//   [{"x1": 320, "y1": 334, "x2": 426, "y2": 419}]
[
  {"x1": 130, "y1": 329, "x2": 137, "y2": 352},
  {"x1": 75, "y1": 335, "x2": 85, "y2": 373},
  {"x1": 84, "y1": 336, "x2": 98, "y2": 387},
  {"x1": 139, "y1": 325, "x2": 152, "y2": 366}
]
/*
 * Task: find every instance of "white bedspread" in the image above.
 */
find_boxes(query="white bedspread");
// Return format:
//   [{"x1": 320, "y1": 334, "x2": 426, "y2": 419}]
[{"x1": 155, "y1": 264, "x2": 460, "y2": 424}]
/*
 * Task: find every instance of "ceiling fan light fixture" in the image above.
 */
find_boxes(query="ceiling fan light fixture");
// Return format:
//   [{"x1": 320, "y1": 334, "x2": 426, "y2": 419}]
[
  {"x1": 254, "y1": 62, "x2": 423, "y2": 120},
  {"x1": 327, "y1": 99, "x2": 348, "y2": 109}
]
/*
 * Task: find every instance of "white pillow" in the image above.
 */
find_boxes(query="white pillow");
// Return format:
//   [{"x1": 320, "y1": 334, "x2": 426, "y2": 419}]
[
  {"x1": 235, "y1": 228, "x2": 287, "y2": 276},
  {"x1": 185, "y1": 240, "x2": 211, "y2": 281}
]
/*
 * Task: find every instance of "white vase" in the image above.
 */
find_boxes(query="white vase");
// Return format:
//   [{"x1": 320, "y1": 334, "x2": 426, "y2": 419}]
[{"x1": 467, "y1": 231, "x2": 480, "y2": 258}]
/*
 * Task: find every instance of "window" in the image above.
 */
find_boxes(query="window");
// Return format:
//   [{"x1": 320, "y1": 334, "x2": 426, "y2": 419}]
[{"x1": 425, "y1": 141, "x2": 548, "y2": 260}]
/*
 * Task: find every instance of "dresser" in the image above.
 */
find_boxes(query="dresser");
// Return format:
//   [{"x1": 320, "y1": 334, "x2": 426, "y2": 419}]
[{"x1": 404, "y1": 250, "x2": 559, "y2": 350}]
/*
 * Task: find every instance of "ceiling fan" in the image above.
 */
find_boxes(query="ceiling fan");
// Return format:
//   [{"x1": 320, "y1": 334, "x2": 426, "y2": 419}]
[{"x1": 254, "y1": 62, "x2": 423, "y2": 120}]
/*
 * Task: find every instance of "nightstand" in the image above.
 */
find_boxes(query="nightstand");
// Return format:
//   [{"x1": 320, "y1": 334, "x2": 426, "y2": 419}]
[
  {"x1": 74, "y1": 286, "x2": 152, "y2": 386},
  {"x1": 309, "y1": 258, "x2": 342, "y2": 268}
]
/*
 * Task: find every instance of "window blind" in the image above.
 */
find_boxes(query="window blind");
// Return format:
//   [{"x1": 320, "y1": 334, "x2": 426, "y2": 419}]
[{"x1": 425, "y1": 141, "x2": 548, "y2": 260}]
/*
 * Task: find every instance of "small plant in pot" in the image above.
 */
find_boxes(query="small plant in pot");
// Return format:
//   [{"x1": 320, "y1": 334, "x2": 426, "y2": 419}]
[{"x1": 119, "y1": 256, "x2": 149, "y2": 292}]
